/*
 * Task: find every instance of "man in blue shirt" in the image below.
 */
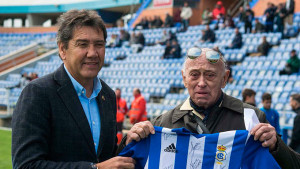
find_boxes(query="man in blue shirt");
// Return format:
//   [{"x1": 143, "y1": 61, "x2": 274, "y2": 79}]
[
  {"x1": 260, "y1": 93, "x2": 281, "y2": 134},
  {"x1": 12, "y1": 9, "x2": 135, "y2": 169}
]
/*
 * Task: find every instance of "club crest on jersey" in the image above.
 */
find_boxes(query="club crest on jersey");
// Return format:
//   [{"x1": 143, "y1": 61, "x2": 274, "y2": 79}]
[{"x1": 216, "y1": 145, "x2": 227, "y2": 164}]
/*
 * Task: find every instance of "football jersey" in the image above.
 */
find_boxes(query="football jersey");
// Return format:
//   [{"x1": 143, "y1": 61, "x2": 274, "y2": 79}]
[{"x1": 119, "y1": 127, "x2": 281, "y2": 169}]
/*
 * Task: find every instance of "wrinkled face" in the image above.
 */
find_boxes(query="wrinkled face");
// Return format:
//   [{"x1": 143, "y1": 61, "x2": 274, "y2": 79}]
[
  {"x1": 59, "y1": 26, "x2": 105, "y2": 85},
  {"x1": 262, "y1": 99, "x2": 271, "y2": 109},
  {"x1": 182, "y1": 48, "x2": 229, "y2": 108}
]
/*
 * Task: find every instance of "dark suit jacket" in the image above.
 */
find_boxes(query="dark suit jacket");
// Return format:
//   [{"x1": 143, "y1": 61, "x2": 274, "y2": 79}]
[{"x1": 12, "y1": 64, "x2": 117, "y2": 169}]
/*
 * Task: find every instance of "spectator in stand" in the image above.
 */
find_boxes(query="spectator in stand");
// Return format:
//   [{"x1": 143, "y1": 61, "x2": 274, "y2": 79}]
[
  {"x1": 253, "y1": 18, "x2": 265, "y2": 33},
  {"x1": 156, "y1": 30, "x2": 169, "y2": 45},
  {"x1": 119, "y1": 29, "x2": 130, "y2": 46},
  {"x1": 260, "y1": 93, "x2": 281, "y2": 134},
  {"x1": 115, "y1": 88, "x2": 128, "y2": 145},
  {"x1": 264, "y1": 2, "x2": 277, "y2": 32},
  {"x1": 128, "y1": 88, "x2": 147, "y2": 125},
  {"x1": 257, "y1": 36, "x2": 271, "y2": 56},
  {"x1": 242, "y1": 88, "x2": 256, "y2": 107},
  {"x1": 152, "y1": 15, "x2": 163, "y2": 28},
  {"x1": 212, "y1": 1, "x2": 226, "y2": 20},
  {"x1": 173, "y1": 8, "x2": 182, "y2": 24},
  {"x1": 19, "y1": 72, "x2": 30, "y2": 88},
  {"x1": 163, "y1": 40, "x2": 181, "y2": 59},
  {"x1": 116, "y1": 19, "x2": 124, "y2": 28},
  {"x1": 106, "y1": 34, "x2": 120, "y2": 48},
  {"x1": 245, "y1": 4, "x2": 255, "y2": 18},
  {"x1": 224, "y1": 14, "x2": 235, "y2": 28},
  {"x1": 213, "y1": 13, "x2": 225, "y2": 30},
  {"x1": 226, "y1": 28, "x2": 243, "y2": 49},
  {"x1": 274, "y1": 3, "x2": 287, "y2": 36},
  {"x1": 279, "y1": 49, "x2": 300, "y2": 75},
  {"x1": 131, "y1": 32, "x2": 145, "y2": 53},
  {"x1": 238, "y1": 6, "x2": 246, "y2": 23},
  {"x1": 129, "y1": 32, "x2": 137, "y2": 45},
  {"x1": 180, "y1": 2, "x2": 193, "y2": 31},
  {"x1": 164, "y1": 13, "x2": 174, "y2": 27},
  {"x1": 200, "y1": 24, "x2": 216, "y2": 43},
  {"x1": 243, "y1": 5, "x2": 254, "y2": 33},
  {"x1": 284, "y1": 0, "x2": 295, "y2": 26},
  {"x1": 168, "y1": 30, "x2": 177, "y2": 42},
  {"x1": 202, "y1": 8, "x2": 212, "y2": 25},
  {"x1": 162, "y1": 41, "x2": 172, "y2": 59},
  {"x1": 136, "y1": 17, "x2": 149, "y2": 29},
  {"x1": 289, "y1": 94, "x2": 300, "y2": 153}
]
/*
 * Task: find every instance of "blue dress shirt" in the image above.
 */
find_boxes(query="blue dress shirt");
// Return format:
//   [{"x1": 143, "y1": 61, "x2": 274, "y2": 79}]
[{"x1": 64, "y1": 65, "x2": 101, "y2": 153}]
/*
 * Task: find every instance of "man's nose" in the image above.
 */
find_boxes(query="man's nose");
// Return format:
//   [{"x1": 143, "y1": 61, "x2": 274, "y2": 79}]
[
  {"x1": 197, "y1": 75, "x2": 207, "y2": 88},
  {"x1": 87, "y1": 45, "x2": 98, "y2": 57}
]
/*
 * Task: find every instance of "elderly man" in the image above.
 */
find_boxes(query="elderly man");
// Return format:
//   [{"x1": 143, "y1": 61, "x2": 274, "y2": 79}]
[
  {"x1": 120, "y1": 47, "x2": 300, "y2": 168},
  {"x1": 12, "y1": 10, "x2": 134, "y2": 169}
]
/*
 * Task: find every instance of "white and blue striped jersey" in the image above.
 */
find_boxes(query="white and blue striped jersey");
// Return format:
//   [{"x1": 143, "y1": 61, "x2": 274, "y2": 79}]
[{"x1": 119, "y1": 126, "x2": 281, "y2": 169}]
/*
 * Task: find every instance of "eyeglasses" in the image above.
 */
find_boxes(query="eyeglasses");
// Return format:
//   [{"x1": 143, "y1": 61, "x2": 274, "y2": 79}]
[{"x1": 186, "y1": 47, "x2": 222, "y2": 64}]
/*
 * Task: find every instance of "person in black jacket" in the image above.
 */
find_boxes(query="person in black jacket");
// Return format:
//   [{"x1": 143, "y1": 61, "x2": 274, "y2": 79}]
[
  {"x1": 200, "y1": 24, "x2": 216, "y2": 43},
  {"x1": 226, "y1": 28, "x2": 243, "y2": 49},
  {"x1": 264, "y1": 2, "x2": 277, "y2": 32},
  {"x1": 11, "y1": 9, "x2": 135, "y2": 169},
  {"x1": 284, "y1": 0, "x2": 295, "y2": 26},
  {"x1": 164, "y1": 13, "x2": 174, "y2": 27},
  {"x1": 289, "y1": 94, "x2": 300, "y2": 153}
]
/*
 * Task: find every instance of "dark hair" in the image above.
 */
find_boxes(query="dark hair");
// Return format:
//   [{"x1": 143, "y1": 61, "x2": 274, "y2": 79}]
[
  {"x1": 262, "y1": 92, "x2": 272, "y2": 101},
  {"x1": 135, "y1": 88, "x2": 141, "y2": 94},
  {"x1": 242, "y1": 88, "x2": 256, "y2": 102},
  {"x1": 115, "y1": 88, "x2": 121, "y2": 91},
  {"x1": 291, "y1": 94, "x2": 300, "y2": 103},
  {"x1": 56, "y1": 9, "x2": 107, "y2": 51}
]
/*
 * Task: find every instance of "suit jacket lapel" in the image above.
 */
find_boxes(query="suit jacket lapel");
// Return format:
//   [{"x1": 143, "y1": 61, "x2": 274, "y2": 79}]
[
  {"x1": 54, "y1": 64, "x2": 96, "y2": 156},
  {"x1": 96, "y1": 86, "x2": 115, "y2": 157}
]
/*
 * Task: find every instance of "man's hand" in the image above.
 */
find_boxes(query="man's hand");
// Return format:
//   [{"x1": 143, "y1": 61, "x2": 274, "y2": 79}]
[
  {"x1": 250, "y1": 123, "x2": 277, "y2": 151},
  {"x1": 126, "y1": 121, "x2": 155, "y2": 145},
  {"x1": 96, "y1": 156, "x2": 135, "y2": 169}
]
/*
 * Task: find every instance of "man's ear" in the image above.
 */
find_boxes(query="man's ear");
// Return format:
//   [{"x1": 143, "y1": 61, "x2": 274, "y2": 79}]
[
  {"x1": 182, "y1": 70, "x2": 188, "y2": 88},
  {"x1": 58, "y1": 43, "x2": 66, "y2": 60},
  {"x1": 221, "y1": 69, "x2": 230, "y2": 88}
]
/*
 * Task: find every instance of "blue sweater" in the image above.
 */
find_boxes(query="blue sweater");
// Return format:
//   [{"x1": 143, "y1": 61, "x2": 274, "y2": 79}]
[{"x1": 260, "y1": 107, "x2": 281, "y2": 133}]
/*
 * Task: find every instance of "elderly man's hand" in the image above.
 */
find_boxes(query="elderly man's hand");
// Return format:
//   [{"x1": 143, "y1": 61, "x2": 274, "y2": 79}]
[
  {"x1": 250, "y1": 123, "x2": 277, "y2": 151},
  {"x1": 126, "y1": 121, "x2": 155, "y2": 145}
]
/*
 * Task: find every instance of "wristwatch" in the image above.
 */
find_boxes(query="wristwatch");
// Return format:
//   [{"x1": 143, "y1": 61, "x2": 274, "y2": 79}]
[{"x1": 90, "y1": 163, "x2": 98, "y2": 169}]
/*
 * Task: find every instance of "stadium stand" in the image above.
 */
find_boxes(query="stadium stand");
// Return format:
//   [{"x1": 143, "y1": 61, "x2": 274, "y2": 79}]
[{"x1": 0, "y1": 0, "x2": 299, "y2": 143}]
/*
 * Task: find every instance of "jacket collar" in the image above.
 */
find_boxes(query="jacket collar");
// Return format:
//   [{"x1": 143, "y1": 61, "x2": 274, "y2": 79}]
[{"x1": 53, "y1": 64, "x2": 96, "y2": 156}]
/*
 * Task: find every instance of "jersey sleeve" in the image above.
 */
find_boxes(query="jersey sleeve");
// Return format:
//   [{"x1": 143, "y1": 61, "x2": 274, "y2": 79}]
[{"x1": 118, "y1": 138, "x2": 150, "y2": 169}]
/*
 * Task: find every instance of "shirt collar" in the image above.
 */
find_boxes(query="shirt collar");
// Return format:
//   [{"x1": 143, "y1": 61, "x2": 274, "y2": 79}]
[
  {"x1": 180, "y1": 97, "x2": 204, "y2": 120},
  {"x1": 64, "y1": 64, "x2": 102, "y2": 98}
]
